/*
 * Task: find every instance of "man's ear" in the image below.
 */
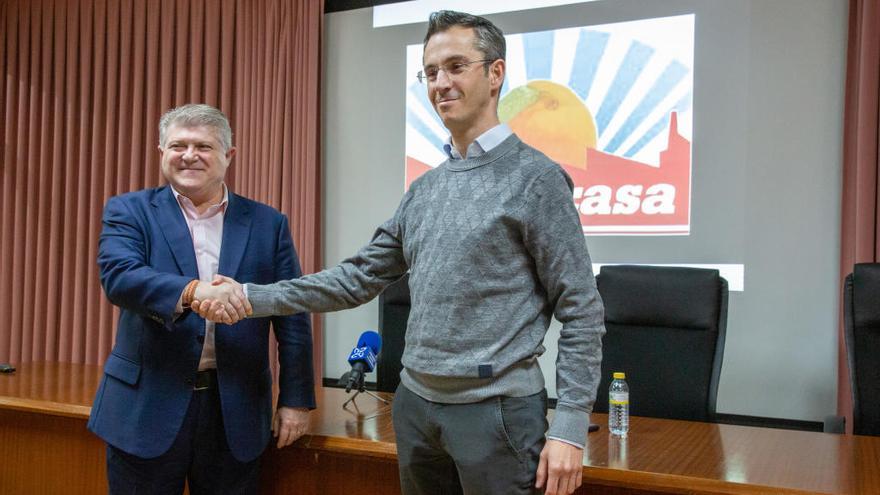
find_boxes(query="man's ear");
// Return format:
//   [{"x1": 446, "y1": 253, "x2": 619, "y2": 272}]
[{"x1": 489, "y1": 59, "x2": 506, "y2": 90}]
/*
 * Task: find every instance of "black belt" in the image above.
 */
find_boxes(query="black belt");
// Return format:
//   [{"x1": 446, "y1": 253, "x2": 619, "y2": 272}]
[{"x1": 193, "y1": 369, "x2": 217, "y2": 391}]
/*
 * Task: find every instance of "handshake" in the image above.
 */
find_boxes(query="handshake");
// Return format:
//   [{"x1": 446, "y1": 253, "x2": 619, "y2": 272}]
[{"x1": 191, "y1": 275, "x2": 253, "y2": 324}]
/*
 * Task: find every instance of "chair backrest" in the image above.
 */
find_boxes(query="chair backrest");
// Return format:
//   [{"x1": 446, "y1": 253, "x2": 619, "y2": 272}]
[
  {"x1": 845, "y1": 263, "x2": 880, "y2": 436},
  {"x1": 593, "y1": 265, "x2": 728, "y2": 422},
  {"x1": 377, "y1": 273, "x2": 410, "y2": 393}
]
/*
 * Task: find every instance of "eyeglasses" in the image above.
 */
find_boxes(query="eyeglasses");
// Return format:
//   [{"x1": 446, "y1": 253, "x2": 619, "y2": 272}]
[{"x1": 416, "y1": 59, "x2": 494, "y2": 84}]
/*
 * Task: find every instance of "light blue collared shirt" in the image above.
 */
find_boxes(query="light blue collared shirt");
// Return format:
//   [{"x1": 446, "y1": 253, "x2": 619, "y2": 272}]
[{"x1": 443, "y1": 123, "x2": 513, "y2": 160}]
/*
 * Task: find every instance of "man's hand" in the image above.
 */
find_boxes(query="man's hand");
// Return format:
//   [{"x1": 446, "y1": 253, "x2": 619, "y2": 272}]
[
  {"x1": 273, "y1": 406, "x2": 310, "y2": 448},
  {"x1": 191, "y1": 275, "x2": 252, "y2": 323},
  {"x1": 535, "y1": 439, "x2": 583, "y2": 495}
]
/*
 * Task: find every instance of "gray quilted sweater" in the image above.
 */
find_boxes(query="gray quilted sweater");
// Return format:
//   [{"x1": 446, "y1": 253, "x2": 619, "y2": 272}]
[{"x1": 248, "y1": 134, "x2": 605, "y2": 446}]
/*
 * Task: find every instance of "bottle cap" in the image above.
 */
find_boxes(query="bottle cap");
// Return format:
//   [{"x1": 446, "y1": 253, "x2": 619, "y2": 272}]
[{"x1": 613, "y1": 372, "x2": 626, "y2": 379}]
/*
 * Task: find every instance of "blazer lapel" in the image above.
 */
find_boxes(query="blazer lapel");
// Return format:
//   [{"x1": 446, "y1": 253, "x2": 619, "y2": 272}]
[
  {"x1": 218, "y1": 193, "x2": 253, "y2": 278},
  {"x1": 152, "y1": 187, "x2": 199, "y2": 278}
]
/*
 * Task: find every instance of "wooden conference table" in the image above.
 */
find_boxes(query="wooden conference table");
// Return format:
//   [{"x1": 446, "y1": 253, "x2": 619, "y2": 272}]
[{"x1": 1, "y1": 362, "x2": 878, "y2": 494}]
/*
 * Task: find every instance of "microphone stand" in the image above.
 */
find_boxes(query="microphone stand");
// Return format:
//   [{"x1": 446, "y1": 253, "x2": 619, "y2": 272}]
[
  {"x1": 343, "y1": 389, "x2": 389, "y2": 409},
  {"x1": 340, "y1": 371, "x2": 390, "y2": 409}
]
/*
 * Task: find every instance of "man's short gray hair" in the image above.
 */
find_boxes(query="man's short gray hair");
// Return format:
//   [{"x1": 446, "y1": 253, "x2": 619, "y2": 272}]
[
  {"x1": 159, "y1": 104, "x2": 233, "y2": 151},
  {"x1": 423, "y1": 10, "x2": 506, "y2": 64}
]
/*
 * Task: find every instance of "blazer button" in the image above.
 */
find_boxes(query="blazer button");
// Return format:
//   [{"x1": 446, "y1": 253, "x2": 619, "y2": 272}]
[
  {"x1": 196, "y1": 335, "x2": 205, "y2": 344},
  {"x1": 185, "y1": 378, "x2": 193, "y2": 386}
]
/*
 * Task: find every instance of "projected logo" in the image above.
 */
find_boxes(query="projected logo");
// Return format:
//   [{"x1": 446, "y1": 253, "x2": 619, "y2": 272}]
[{"x1": 405, "y1": 14, "x2": 694, "y2": 235}]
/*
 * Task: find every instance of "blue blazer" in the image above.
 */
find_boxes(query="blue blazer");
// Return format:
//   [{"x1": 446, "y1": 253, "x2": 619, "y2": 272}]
[{"x1": 88, "y1": 186, "x2": 315, "y2": 462}]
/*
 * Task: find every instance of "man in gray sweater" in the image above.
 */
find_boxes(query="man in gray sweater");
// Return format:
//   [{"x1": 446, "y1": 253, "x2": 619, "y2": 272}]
[{"x1": 195, "y1": 10, "x2": 604, "y2": 495}]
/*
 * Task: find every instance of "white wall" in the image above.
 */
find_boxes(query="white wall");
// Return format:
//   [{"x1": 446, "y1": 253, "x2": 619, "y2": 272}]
[{"x1": 320, "y1": 0, "x2": 847, "y2": 422}]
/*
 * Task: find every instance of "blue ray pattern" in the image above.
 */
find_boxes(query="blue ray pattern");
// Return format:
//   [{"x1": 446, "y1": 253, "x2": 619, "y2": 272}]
[
  {"x1": 569, "y1": 30, "x2": 609, "y2": 101},
  {"x1": 409, "y1": 84, "x2": 446, "y2": 139},
  {"x1": 594, "y1": 41, "x2": 654, "y2": 137},
  {"x1": 523, "y1": 31, "x2": 554, "y2": 81},
  {"x1": 406, "y1": 109, "x2": 447, "y2": 153},
  {"x1": 623, "y1": 91, "x2": 692, "y2": 158},
  {"x1": 605, "y1": 60, "x2": 689, "y2": 153}
]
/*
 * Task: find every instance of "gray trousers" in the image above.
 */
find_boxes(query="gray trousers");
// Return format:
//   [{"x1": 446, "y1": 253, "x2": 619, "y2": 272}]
[{"x1": 392, "y1": 384, "x2": 548, "y2": 495}]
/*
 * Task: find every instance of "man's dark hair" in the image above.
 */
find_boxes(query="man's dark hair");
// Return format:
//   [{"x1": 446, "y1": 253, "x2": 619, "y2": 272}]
[{"x1": 423, "y1": 10, "x2": 506, "y2": 63}]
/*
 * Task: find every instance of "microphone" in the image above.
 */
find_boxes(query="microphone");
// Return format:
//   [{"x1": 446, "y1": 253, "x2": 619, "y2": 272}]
[{"x1": 345, "y1": 331, "x2": 382, "y2": 393}]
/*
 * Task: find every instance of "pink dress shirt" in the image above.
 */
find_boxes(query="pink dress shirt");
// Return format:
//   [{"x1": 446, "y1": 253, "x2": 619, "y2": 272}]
[{"x1": 172, "y1": 186, "x2": 228, "y2": 371}]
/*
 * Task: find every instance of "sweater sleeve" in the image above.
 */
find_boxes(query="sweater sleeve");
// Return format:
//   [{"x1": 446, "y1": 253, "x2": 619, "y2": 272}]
[
  {"x1": 247, "y1": 216, "x2": 408, "y2": 317},
  {"x1": 521, "y1": 166, "x2": 605, "y2": 448}
]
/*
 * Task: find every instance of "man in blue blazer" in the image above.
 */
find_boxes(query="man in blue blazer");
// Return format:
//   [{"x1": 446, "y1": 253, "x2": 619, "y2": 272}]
[{"x1": 88, "y1": 104, "x2": 315, "y2": 494}]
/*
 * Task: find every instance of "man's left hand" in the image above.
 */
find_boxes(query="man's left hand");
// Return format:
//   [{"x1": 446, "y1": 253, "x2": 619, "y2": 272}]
[
  {"x1": 535, "y1": 439, "x2": 583, "y2": 494},
  {"x1": 273, "y1": 406, "x2": 310, "y2": 448}
]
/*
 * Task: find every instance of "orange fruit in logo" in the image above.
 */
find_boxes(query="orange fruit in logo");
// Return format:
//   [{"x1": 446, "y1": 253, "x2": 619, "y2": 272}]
[{"x1": 499, "y1": 80, "x2": 597, "y2": 170}]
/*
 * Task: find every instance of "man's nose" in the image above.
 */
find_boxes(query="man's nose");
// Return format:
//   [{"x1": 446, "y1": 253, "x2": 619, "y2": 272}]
[
  {"x1": 434, "y1": 69, "x2": 454, "y2": 87},
  {"x1": 431, "y1": 82, "x2": 452, "y2": 101},
  {"x1": 182, "y1": 146, "x2": 199, "y2": 161}
]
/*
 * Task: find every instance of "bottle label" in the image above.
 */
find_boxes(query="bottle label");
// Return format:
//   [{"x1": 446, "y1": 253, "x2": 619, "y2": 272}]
[{"x1": 609, "y1": 392, "x2": 629, "y2": 405}]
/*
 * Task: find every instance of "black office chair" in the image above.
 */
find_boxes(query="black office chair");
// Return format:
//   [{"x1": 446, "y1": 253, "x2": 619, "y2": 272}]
[
  {"x1": 592, "y1": 265, "x2": 728, "y2": 422},
  {"x1": 376, "y1": 273, "x2": 410, "y2": 393},
  {"x1": 844, "y1": 263, "x2": 880, "y2": 436}
]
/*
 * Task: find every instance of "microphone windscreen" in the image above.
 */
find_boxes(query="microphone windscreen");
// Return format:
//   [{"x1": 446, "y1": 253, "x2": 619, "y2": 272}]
[{"x1": 356, "y1": 330, "x2": 382, "y2": 354}]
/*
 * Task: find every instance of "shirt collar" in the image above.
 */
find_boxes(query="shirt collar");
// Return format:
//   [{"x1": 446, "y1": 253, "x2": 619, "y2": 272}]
[
  {"x1": 171, "y1": 184, "x2": 229, "y2": 218},
  {"x1": 443, "y1": 123, "x2": 512, "y2": 160}
]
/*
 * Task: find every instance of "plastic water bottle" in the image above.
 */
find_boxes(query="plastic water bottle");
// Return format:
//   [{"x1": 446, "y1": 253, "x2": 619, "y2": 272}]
[{"x1": 609, "y1": 372, "x2": 629, "y2": 437}]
